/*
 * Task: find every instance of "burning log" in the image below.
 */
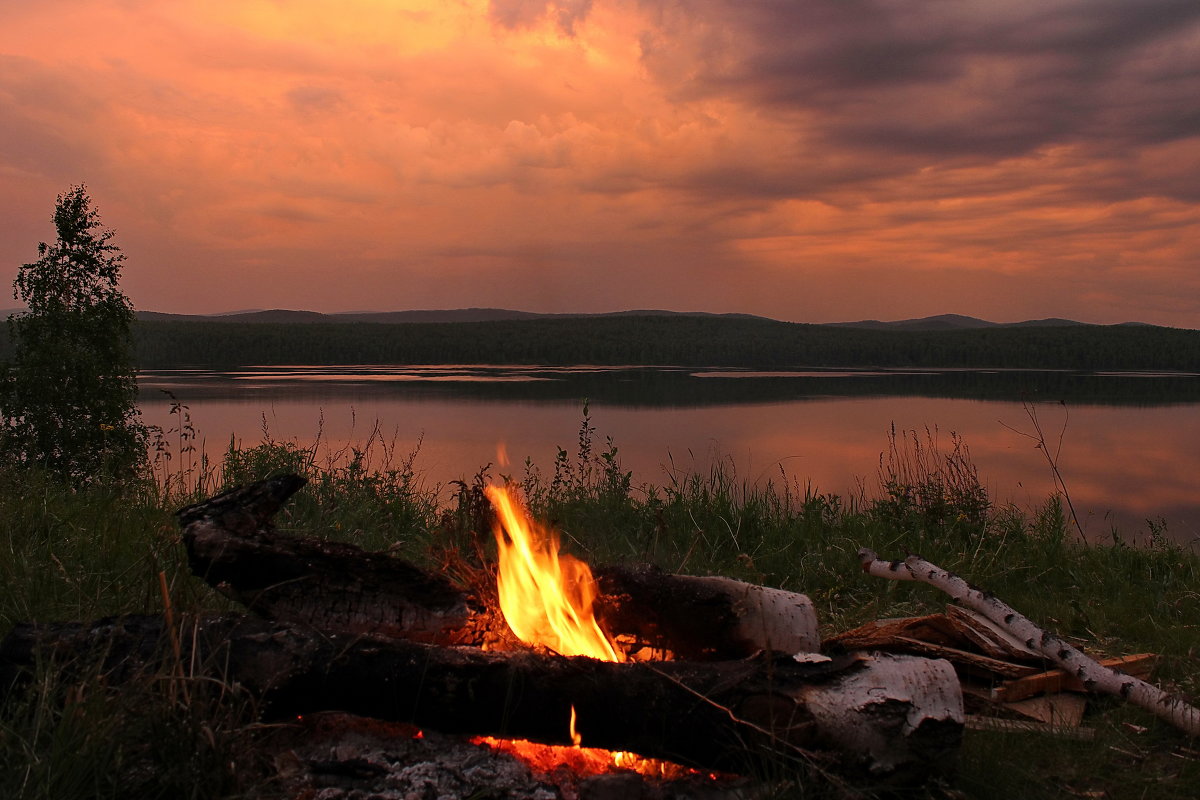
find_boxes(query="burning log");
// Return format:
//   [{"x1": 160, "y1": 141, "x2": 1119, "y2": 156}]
[
  {"x1": 0, "y1": 614, "x2": 963, "y2": 780},
  {"x1": 177, "y1": 475, "x2": 820, "y2": 658}
]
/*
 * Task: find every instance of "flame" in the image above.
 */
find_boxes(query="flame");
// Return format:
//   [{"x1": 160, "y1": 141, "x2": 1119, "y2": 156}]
[
  {"x1": 569, "y1": 706, "x2": 582, "y2": 748},
  {"x1": 486, "y1": 484, "x2": 622, "y2": 662},
  {"x1": 483, "y1": 484, "x2": 710, "y2": 781}
]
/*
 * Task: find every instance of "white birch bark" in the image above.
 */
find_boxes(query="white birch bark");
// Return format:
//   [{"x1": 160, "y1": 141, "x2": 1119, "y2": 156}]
[
  {"x1": 686, "y1": 575, "x2": 821, "y2": 655},
  {"x1": 797, "y1": 652, "x2": 964, "y2": 776}
]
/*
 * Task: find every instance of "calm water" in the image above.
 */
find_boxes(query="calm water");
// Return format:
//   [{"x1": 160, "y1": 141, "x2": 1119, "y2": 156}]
[{"x1": 138, "y1": 366, "x2": 1200, "y2": 546}]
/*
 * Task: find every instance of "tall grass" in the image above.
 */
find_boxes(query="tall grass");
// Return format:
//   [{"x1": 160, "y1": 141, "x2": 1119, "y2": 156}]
[{"x1": 2, "y1": 409, "x2": 1199, "y2": 798}]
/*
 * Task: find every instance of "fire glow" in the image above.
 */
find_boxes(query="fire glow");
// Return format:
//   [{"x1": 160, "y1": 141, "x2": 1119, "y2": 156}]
[{"x1": 474, "y1": 484, "x2": 695, "y2": 779}]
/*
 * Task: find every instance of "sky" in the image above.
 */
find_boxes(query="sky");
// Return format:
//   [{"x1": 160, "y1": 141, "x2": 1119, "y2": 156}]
[{"x1": 2, "y1": 0, "x2": 1200, "y2": 326}]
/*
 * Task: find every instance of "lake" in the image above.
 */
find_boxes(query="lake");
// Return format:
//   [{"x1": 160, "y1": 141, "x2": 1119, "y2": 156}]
[{"x1": 137, "y1": 366, "x2": 1200, "y2": 546}]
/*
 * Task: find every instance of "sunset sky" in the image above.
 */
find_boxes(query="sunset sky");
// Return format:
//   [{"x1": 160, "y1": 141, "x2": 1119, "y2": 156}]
[{"x1": 2, "y1": 0, "x2": 1199, "y2": 326}]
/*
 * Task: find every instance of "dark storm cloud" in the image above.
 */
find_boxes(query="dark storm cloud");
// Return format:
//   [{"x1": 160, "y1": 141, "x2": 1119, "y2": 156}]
[{"x1": 638, "y1": 0, "x2": 1200, "y2": 159}]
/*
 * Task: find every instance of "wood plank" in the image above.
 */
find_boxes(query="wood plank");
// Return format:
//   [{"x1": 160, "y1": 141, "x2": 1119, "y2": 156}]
[
  {"x1": 1003, "y1": 694, "x2": 1087, "y2": 727},
  {"x1": 823, "y1": 614, "x2": 963, "y2": 650},
  {"x1": 965, "y1": 715, "x2": 1096, "y2": 740},
  {"x1": 883, "y1": 637, "x2": 1040, "y2": 679},
  {"x1": 992, "y1": 654, "x2": 1159, "y2": 703},
  {"x1": 945, "y1": 605, "x2": 1041, "y2": 662}
]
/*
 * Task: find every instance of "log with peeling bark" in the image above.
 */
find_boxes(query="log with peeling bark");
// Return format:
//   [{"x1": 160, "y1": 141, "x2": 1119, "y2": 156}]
[
  {"x1": 859, "y1": 549, "x2": 1200, "y2": 737},
  {"x1": 0, "y1": 614, "x2": 962, "y2": 780},
  {"x1": 177, "y1": 475, "x2": 821, "y2": 658}
]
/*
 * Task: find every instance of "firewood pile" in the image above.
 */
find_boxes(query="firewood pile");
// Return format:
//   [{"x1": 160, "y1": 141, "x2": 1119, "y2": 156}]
[
  {"x1": 826, "y1": 607, "x2": 1156, "y2": 736},
  {"x1": 1, "y1": 475, "x2": 1190, "y2": 799}
]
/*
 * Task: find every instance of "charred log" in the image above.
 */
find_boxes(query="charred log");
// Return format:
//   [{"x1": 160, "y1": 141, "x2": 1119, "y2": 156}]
[
  {"x1": 0, "y1": 614, "x2": 962, "y2": 781},
  {"x1": 176, "y1": 473, "x2": 308, "y2": 534},
  {"x1": 178, "y1": 477, "x2": 485, "y2": 644}
]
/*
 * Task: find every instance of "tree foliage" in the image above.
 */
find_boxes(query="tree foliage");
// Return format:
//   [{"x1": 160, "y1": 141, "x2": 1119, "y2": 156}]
[{"x1": 0, "y1": 185, "x2": 146, "y2": 483}]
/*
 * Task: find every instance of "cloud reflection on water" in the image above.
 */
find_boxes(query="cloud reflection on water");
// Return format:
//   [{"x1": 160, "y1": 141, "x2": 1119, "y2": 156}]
[{"x1": 138, "y1": 366, "x2": 1200, "y2": 545}]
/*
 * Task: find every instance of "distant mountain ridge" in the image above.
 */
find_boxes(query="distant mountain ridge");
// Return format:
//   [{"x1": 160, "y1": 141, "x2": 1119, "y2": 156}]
[
  {"x1": 3, "y1": 306, "x2": 1194, "y2": 370},
  {"x1": 127, "y1": 309, "x2": 1159, "y2": 330},
  {"x1": 134, "y1": 308, "x2": 774, "y2": 325},
  {"x1": 0, "y1": 306, "x2": 1163, "y2": 329},
  {"x1": 824, "y1": 313, "x2": 1099, "y2": 331}
]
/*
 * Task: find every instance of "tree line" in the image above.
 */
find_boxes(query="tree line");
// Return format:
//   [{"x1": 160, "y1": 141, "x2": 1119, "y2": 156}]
[{"x1": 117, "y1": 316, "x2": 1200, "y2": 371}]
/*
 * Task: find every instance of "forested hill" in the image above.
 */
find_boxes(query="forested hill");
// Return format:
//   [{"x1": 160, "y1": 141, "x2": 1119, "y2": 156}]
[{"x1": 122, "y1": 316, "x2": 1200, "y2": 370}]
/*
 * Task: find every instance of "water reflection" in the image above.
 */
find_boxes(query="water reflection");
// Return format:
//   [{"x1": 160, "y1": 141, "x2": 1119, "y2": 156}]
[
  {"x1": 140, "y1": 365, "x2": 1200, "y2": 407},
  {"x1": 138, "y1": 366, "x2": 1200, "y2": 546}
]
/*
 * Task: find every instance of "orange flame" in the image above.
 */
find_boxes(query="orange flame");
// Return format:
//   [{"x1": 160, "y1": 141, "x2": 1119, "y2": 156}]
[
  {"x1": 486, "y1": 484, "x2": 622, "y2": 663},
  {"x1": 569, "y1": 706, "x2": 582, "y2": 748},
  {"x1": 482, "y1": 484, "x2": 706, "y2": 781}
]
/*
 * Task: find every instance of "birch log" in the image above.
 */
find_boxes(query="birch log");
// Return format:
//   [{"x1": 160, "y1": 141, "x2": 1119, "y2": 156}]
[
  {"x1": 858, "y1": 549, "x2": 1200, "y2": 737},
  {"x1": 594, "y1": 565, "x2": 821, "y2": 658}
]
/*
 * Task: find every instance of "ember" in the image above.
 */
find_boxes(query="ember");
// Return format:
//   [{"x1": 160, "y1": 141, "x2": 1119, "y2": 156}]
[{"x1": 469, "y1": 735, "x2": 706, "y2": 781}]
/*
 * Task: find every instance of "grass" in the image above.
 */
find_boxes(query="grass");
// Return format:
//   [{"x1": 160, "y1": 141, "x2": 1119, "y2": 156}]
[{"x1": 2, "y1": 410, "x2": 1199, "y2": 798}]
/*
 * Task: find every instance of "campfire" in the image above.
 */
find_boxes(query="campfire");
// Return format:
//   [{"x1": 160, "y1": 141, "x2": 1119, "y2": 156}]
[
  {"x1": 472, "y1": 484, "x2": 710, "y2": 782},
  {"x1": 2, "y1": 475, "x2": 978, "y2": 798}
]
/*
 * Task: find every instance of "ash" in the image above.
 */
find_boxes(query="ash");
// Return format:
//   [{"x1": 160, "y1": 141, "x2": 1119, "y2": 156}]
[{"x1": 271, "y1": 713, "x2": 754, "y2": 800}]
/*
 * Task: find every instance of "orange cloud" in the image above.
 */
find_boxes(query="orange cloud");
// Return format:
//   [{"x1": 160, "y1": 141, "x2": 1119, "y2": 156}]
[{"x1": 0, "y1": 0, "x2": 1198, "y2": 325}]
